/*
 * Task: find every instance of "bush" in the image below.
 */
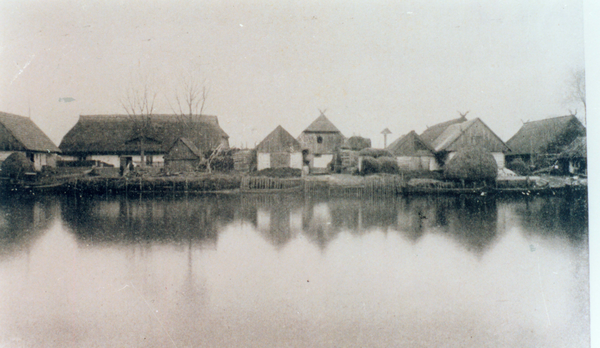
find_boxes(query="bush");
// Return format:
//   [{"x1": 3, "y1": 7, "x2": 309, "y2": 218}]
[
  {"x1": 443, "y1": 147, "x2": 498, "y2": 182},
  {"x1": 507, "y1": 158, "x2": 530, "y2": 176},
  {"x1": 1, "y1": 152, "x2": 35, "y2": 178},
  {"x1": 377, "y1": 157, "x2": 399, "y2": 174},
  {"x1": 210, "y1": 155, "x2": 234, "y2": 172},
  {"x1": 360, "y1": 156, "x2": 380, "y2": 175},
  {"x1": 343, "y1": 136, "x2": 371, "y2": 151},
  {"x1": 358, "y1": 148, "x2": 394, "y2": 158}
]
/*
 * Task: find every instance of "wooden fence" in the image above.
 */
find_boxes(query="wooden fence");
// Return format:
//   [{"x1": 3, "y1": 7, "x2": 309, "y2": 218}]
[{"x1": 240, "y1": 176, "x2": 303, "y2": 191}]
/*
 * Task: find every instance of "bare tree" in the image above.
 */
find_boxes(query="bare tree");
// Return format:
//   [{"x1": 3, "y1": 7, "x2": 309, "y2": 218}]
[
  {"x1": 120, "y1": 84, "x2": 158, "y2": 168},
  {"x1": 567, "y1": 69, "x2": 586, "y2": 124}
]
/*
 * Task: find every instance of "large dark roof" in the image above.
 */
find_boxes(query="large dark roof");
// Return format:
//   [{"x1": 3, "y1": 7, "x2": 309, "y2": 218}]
[
  {"x1": 257, "y1": 125, "x2": 302, "y2": 153},
  {"x1": 420, "y1": 115, "x2": 467, "y2": 144},
  {"x1": 506, "y1": 115, "x2": 586, "y2": 155},
  {"x1": 302, "y1": 114, "x2": 342, "y2": 133},
  {"x1": 386, "y1": 131, "x2": 434, "y2": 156},
  {"x1": 59, "y1": 114, "x2": 228, "y2": 155},
  {"x1": 0, "y1": 111, "x2": 60, "y2": 153}
]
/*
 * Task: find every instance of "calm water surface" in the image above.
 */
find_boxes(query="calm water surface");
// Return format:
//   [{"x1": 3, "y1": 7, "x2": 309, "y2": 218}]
[{"x1": 0, "y1": 193, "x2": 589, "y2": 347}]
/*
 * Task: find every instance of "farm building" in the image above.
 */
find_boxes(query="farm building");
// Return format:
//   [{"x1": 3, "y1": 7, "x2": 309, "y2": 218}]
[
  {"x1": 256, "y1": 125, "x2": 302, "y2": 170},
  {"x1": 428, "y1": 118, "x2": 510, "y2": 169},
  {"x1": 0, "y1": 111, "x2": 60, "y2": 170},
  {"x1": 163, "y1": 138, "x2": 204, "y2": 172},
  {"x1": 387, "y1": 131, "x2": 439, "y2": 171},
  {"x1": 297, "y1": 113, "x2": 345, "y2": 171},
  {"x1": 420, "y1": 114, "x2": 468, "y2": 145},
  {"x1": 505, "y1": 115, "x2": 585, "y2": 169},
  {"x1": 233, "y1": 149, "x2": 256, "y2": 172},
  {"x1": 59, "y1": 114, "x2": 229, "y2": 170},
  {"x1": 558, "y1": 136, "x2": 586, "y2": 175}
]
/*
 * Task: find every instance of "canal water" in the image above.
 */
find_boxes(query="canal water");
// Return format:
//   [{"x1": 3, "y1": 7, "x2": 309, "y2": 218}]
[{"x1": 0, "y1": 193, "x2": 589, "y2": 347}]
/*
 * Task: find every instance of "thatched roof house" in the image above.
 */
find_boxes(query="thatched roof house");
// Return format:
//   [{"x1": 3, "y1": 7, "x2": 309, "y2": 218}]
[
  {"x1": 387, "y1": 131, "x2": 439, "y2": 171},
  {"x1": 256, "y1": 125, "x2": 303, "y2": 170},
  {"x1": 0, "y1": 111, "x2": 60, "y2": 170},
  {"x1": 297, "y1": 113, "x2": 345, "y2": 170},
  {"x1": 420, "y1": 114, "x2": 467, "y2": 145},
  {"x1": 59, "y1": 114, "x2": 229, "y2": 167},
  {"x1": 506, "y1": 115, "x2": 585, "y2": 156}
]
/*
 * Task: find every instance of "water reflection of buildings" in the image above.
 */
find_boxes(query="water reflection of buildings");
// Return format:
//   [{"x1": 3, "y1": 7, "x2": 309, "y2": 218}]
[
  {"x1": 60, "y1": 195, "x2": 239, "y2": 247},
  {"x1": 0, "y1": 195, "x2": 59, "y2": 258},
  {"x1": 240, "y1": 194, "x2": 505, "y2": 255}
]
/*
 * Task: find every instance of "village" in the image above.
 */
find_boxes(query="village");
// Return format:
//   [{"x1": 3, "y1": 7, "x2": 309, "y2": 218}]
[{"x1": 0, "y1": 109, "x2": 587, "y2": 196}]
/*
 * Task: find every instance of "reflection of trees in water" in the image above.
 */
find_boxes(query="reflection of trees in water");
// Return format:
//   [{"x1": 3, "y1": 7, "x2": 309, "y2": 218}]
[
  {"x1": 0, "y1": 195, "x2": 59, "y2": 258},
  {"x1": 510, "y1": 194, "x2": 588, "y2": 245},
  {"x1": 60, "y1": 194, "x2": 238, "y2": 247}
]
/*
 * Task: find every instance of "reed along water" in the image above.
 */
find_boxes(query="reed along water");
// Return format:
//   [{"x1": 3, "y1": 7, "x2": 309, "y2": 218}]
[{"x1": 0, "y1": 193, "x2": 589, "y2": 347}]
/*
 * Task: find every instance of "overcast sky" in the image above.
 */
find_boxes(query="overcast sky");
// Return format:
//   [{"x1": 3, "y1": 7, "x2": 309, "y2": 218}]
[{"x1": 0, "y1": 0, "x2": 587, "y2": 148}]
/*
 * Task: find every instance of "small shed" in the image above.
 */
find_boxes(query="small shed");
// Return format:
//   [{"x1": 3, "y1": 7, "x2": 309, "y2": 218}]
[
  {"x1": 233, "y1": 149, "x2": 256, "y2": 172},
  {"x1": 164, "y1": 138, "x2": 204, "y2": 172},
  {"x1": 387, "y1": 131, "x2": 439, "y2": 171},
  {"x1": 558, "y1": 136, "x2": 586, "y2": 175},
  {"x1": 256, "y1": 126, "x2": 303, "y2": 170}
]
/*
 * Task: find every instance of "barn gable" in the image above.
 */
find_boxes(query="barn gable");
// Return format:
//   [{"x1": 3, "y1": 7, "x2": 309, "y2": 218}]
[
  {"x1": 387, "y1": 131, "x2": 435, "y2": 157},
  {"x1": 430, "y1": 118, "x2": 509, "y2": 153},
  {"x1": 257, "y1": 126, "x2": 302, "y2": 153}
]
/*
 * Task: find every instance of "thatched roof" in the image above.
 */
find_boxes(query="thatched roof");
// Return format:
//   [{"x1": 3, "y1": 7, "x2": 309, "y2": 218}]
[
  {"x1": 257, "y1": 125, "x2": 302, "y2": 153},
  {"x1": 430, "y1": 118, "x2": 509, "y2": 153},
  {"x1": 559, "y1": 136, "x2": 586, "y2": 159},
  {"x1": 341, "y1": 136, "x2": 371, "y2": 150},
  {"x1": 506, "y1": 115, "x2": 586, "y2": 155},
  {"x1": 420, "y1": 115, "x2": 467, "y2": 144},
  {"x1": 387, "y1": 131, "x2": 435, "y2": 156},
  {"x1": 59, "y1": 114, "x2": 228, "y2": 155},
  {"x1": 0, "y1": 111, "x2": 60, "y2": 153},
  {"x1": 302, "y1": 114, "x2": 342, "y2": 133}
]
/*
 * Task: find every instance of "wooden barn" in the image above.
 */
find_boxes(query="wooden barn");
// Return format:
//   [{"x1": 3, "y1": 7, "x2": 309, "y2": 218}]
[
  {"x1": 420, "y1": 114, "x2": 468, "y2": 145},
  {"x1": 297, "y1": 113, "x2": 345, "y2": 171},
  {"x1": 163, "y1": 138, "x2": 204, "y2": 172},
  {"x1": 505, "y1": 115, "x2": 585, "y2": 168},
  {"x1": 387, "y1": 131, "x2": 439, "y2": 171},
  {"x1": 0, "y1": 111, "x2": 60, "y2": 171},
  {"x1": 428, "y1": 118, "x2": 510, "y2": 169},
  {"x1": 233, "y1": 149, "x2": 256, "y2": 172},
  {"x1": 59, "y1": 114, "x2": 229, "y2": 169},
  {"x1": 256, "y1": 125, "x2": 303, "y2": 170}
]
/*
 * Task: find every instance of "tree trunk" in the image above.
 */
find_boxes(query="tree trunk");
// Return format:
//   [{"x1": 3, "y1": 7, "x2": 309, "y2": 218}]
[{"x1": 140, "y1": 137, "x2": 146, "y2": 168}]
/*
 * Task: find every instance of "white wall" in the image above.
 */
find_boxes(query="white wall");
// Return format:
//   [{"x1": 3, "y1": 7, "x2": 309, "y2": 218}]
[
  {"x1": 257, "y1": 153, "x2": 270, "y2": 170},
  {"x1": 312, "y1": 154, "x2": 333, "y2": 168},
  {"x1": 290, "y1": 153, "x2": 303, "y2": 169},
  {"x1": 90, "y1": 155, "x2": 120, "y2": 167},
  {"x1": 492, "y1": 152, "x2": 505, "y2": 169}
]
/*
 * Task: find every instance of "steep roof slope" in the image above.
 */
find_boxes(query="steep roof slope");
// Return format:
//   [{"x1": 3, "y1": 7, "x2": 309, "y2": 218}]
[
  {"x1": 257, "y1": 125, "x2": 302, "y2": 153},
  {"x1": 0, "y1": 111, "x2": 60, "y2": 152},
  {"x1": 302, "y1": 114, "x2": 342, "y2": 133},
  {"x1": 506, "y1": 115, "x2": 586, "y2": 155},
  {"x1": 59, "y1": 114, "x2": 228, "y2": 155},
  {"x1": 558, "y1": 136, "x2": 586, "y2": 159},
  {"x1": 387, "y1": 131, "x2": 435, "y2": 156},
  {"x1": 430, "y1": 118, "x2": 509, "y2": 153},
  {"x1": 420, "y1": 115, "x2": 467, "y2": 145}
]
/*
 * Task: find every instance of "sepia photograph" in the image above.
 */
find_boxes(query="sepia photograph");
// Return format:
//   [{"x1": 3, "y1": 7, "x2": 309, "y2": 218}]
[{"x1": 0, "y1": 1, "x2": 594, "y2": 347}]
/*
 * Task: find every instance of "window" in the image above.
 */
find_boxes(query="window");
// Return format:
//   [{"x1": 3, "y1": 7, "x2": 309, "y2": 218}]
[{"x1": 317, "y1": 136, "x2": 323, "y2": 144}]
